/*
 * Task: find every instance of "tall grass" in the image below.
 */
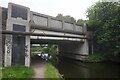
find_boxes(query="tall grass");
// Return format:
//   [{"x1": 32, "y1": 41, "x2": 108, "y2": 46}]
[
  {"x1": 2, "y1": 66, "x2": 34, "y2": 79},
  {"x1": 45, "y1": 63, "x2": 62, "y2": 78}
]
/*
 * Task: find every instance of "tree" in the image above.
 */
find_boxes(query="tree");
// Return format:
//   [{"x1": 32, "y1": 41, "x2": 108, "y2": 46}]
[
  {"x1": 56, "y1": 14, "x2": 76, "y2": 23},
  {"x1": 63, "y1": 15, "x2": 76, "y2": 23},
  {"x1": 42, "y1": 44, "x2": 58, "y2": 55},
  {"x1": 87, "y1": 1, "x2": 120, "y2": 56},
  {"x1": 76, "y1": 19, "x2": 86, "y2": 26},
  {"x1": 56, "y1": 14, "x2": 63, "y2": 20}
]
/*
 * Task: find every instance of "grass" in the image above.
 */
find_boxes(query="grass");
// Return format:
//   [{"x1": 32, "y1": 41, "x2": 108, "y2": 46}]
[
  {"x1": 2, "y1": 66, "x2": 34, "y2": 79},
  {"x1": 45, "y1": 63, "x2": 62, "y2": 78},
  {"x1": 0, "y1": 67, "x2": 2, "y2": 79}
]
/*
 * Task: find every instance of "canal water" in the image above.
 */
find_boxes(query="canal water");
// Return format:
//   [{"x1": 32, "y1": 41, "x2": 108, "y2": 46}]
[{"x1": 57, "y1": 57, "x2": 120, "y2": 78}]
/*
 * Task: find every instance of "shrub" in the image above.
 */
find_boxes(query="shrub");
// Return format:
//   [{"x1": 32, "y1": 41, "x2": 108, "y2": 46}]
[{"x1": 83, "y1": 53, "x2": 105, "y2": 62}]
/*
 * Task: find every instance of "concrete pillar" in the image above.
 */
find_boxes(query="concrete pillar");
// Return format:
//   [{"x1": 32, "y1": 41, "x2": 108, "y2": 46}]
[
  {"x1": 58, "y1": 24, "x2": 89, "y2": 60},
  {"x1": 0, "y1": 7, "x2": 2, "y2": 68},
  {"x1": 4, "y1": 3, "x2": 30, "y2": 67},
  {"x1": 81, "y1": 23, "x2": 89, "y2": 55}
]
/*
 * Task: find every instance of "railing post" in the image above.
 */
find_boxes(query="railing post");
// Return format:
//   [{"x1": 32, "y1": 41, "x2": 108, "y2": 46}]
[
  {"x1": 73, "y1": 23, "x2": 76, "y2": 32},
  {"x1": 62, "y1": 20, "x2": 65, "y2": 31},
  {"x1": 83, "y1": 23, "x2": 87, "y2": 32},
  {"x1": 47, "y1": 17, "x2": 51, "y2": 28}
]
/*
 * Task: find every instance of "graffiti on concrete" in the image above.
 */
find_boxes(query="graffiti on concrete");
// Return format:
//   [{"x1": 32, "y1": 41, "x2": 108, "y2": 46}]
[
  {"x1": 5, "y1": 36, "x2": 12, "y2": 54},
  {"x1": 25, "y1": 44, "x2": 28, "y2": 57}
]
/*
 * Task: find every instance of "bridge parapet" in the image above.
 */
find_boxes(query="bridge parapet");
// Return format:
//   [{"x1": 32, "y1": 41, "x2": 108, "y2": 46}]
[{"x1": 30, "y1": 11, "x2": 85, "y2": 35}]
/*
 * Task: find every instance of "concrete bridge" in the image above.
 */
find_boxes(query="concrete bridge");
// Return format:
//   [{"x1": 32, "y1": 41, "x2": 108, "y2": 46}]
[{"x1": 1, "y1": 3, "x2": 92, "y2": 67}]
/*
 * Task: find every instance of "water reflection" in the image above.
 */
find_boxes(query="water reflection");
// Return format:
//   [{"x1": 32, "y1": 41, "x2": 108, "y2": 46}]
[{"x1": 57, "y1": 57, "x2": 120, "y2": 78}]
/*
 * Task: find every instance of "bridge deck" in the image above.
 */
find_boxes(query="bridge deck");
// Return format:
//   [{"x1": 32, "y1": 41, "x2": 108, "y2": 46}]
[{"x1": 30, "y1": 11, "x2": 86, "y2": 35}]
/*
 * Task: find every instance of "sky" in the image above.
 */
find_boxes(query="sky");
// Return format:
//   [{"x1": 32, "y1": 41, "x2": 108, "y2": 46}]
[{"x1": 0, "y1": 0, "x2": 99, "y2": 20}]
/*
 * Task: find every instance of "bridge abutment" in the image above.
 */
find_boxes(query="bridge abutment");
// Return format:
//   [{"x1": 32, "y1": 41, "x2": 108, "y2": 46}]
[
  {"x1": 58, "y1": 25, "x2": 89, "y2": 60},
  {"x1": 4, "y1": 3, "x2": 30, "y2": 67},
  {"x1": 58, "y1": 39, "x2": 89, "y2": 60}
]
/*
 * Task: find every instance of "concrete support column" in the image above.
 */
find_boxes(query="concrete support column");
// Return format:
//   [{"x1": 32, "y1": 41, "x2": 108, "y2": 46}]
[
  {"x1": 58, "y1": 24, "x2": 89, "y2": 60},
  {"x1": 0, "y1": 7, "x2": 2, "y2": 68},
  {"x1": 80, "y1": 23, "x2": 89, "y2": 55},
  {"x1": 4, "y1": 3, "x2": 30, "y2": 67},
  {"x1": 80, "y1": 39, "x2": 89, "y2": 55}
]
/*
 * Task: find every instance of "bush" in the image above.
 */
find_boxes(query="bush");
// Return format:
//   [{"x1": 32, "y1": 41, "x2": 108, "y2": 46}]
[
  {"x1": 83, "y1": 53, "x2": 105, "y2": 62},
  {"x1": 48, "y1": 55, "x2": 59, "y2": 66}
]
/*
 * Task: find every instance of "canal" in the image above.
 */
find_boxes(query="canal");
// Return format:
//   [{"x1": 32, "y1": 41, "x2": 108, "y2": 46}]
[{"x1": 57, "y1": 57, "x2": 120, "y2": 78}]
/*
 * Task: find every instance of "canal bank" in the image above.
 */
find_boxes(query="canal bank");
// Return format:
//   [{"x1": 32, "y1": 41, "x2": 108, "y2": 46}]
[
  {"x1": 57, "y1": 57, "x2": 120, "y2": 78},
  {"x1": 31, "y1": 55, "x2": 62, "y2": 78}
]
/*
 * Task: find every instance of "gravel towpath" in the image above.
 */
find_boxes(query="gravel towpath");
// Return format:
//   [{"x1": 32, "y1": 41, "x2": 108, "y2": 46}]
[{"x1": 31, "y1": 56, "x2": 46, "y2": 78}]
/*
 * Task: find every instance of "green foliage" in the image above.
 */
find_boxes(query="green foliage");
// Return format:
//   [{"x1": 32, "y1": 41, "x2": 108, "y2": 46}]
[
  {"x1": 0, "y1": 73, "x2": 1, "y2": 79},
  {"x1": 43, "y1": 44, "x2": 58, "y2": 55},
  {"x1": 76, "y1": 19, "x2": 86, "y2": 26},
  {"x1": 43, "y1": 45, "x2": 59, "y2": 65},
  {"x1": 56, "y1": 14, "x2": 64, "y2": 20},
  {"x1": 87, "y1": 1, "x2": 120, "y2": 55},
  {"x1": 2, "y1": 66, "x2": 34, "y2": 78},
  {"x1": 83, "y1": 53, "x2": 105, "y2": 62},
  {"x1": 31, "y1": 46, "x2": 43, "y2": 53},
  {"x1": 31, "y1": 44, "x2": 58, "y2": 54},
  {"x1": 31, "y1": 44, "x2": 59, "y2": 65},
  {"x1": 56, "y1": 14, "x2": 87, "y2": 26},
  {"x1": 45, "y1": 63, "x2": 62, "y2": 78},
  {"x1": 56, "y1": 14, "x2": 76, "y2": 23},
  {"x1": 63, "y1": 15, "x2": 76, "y2": 23},
  {"x1": 48, "y1": 55, "x2": 59, "y2": 66},
  {"x1": 31, "y1": 44, "x2": 58, "y2": 56},
  {"x1": 31, "y1": 46, "x2": 43, "y2": 56}
]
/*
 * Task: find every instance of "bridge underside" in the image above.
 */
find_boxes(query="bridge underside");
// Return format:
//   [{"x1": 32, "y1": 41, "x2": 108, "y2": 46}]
[
  {"x1": 31, "y1": 38, "x2": 88, "y2": 60},
  {"x1": 31, "y1": 39, "x2": 84, "y2": 44}
]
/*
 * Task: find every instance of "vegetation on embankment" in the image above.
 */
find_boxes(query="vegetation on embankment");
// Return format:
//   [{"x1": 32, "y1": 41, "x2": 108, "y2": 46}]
[
  {"x1": 83, "y1": 53, "x2": 120, "y2": 63},
  {"x1": 86, "y1": 1, "x2": 120, "y2": 61},
  {"x1": 31, "y1": 44, "x2": 58, "y2": 56},
  {"x1": 2, "y1": 66, "x2": 34, "y2": 79},
  {"x1": 81, "y1": 1, "x2": 120, "y2": 63},
  {"x1": 82, "y1": 53, "x2": 106, "y2": 62},
  {"x1": 45, "y1": 63, "x2": 62, "y2": 78},
  {"x1": 0, "y1": 73, "x2": 1, "y2": 79},
  {"x1": 31, "y1": 44, "x2": 62, "y2": 78}
]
